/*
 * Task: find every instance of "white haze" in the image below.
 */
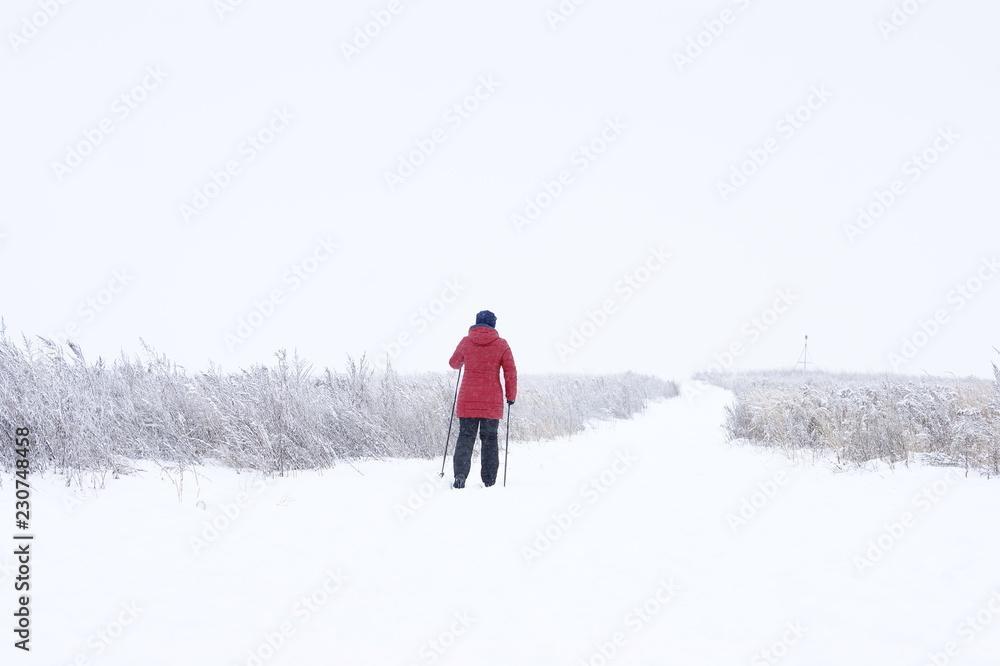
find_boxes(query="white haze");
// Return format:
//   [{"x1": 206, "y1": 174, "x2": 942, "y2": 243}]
[{"x1": 2, "y1": 0, "x2": 999, "y2": 379}]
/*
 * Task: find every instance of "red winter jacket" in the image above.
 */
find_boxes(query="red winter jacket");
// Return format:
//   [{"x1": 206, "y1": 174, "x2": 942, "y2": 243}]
[{"x1": 449, "y1": 326, "x2": 517, "y2": 420}]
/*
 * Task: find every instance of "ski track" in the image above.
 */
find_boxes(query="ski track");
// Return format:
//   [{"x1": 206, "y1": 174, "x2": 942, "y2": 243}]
[{"x1": 7, "y1": 382, "x2": 1000, "y2": 665}]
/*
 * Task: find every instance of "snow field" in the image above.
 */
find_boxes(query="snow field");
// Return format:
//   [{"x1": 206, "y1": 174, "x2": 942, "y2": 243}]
[{"x1": 3, "y1": 382, "x2": 999, "y2": 665}]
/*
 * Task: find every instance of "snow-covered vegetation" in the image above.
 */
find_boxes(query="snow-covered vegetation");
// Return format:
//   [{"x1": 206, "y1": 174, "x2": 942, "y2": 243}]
[
  {"x1": 706, "y1": 365, "x2": 1000, "y2": 475},
  {"x1": 0, "y1": 327, "x2": 677, "y2": 477}
]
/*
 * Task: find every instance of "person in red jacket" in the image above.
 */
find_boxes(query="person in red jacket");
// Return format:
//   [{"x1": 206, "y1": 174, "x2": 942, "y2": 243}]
[{"x1": 448, "y1": 310, "x2": 517, "y2": 488}]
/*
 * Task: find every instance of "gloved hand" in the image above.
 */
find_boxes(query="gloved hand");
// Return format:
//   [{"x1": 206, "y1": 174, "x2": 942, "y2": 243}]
[{"x1": 507, "y1": 400, "x2": 515, "y2": 406}]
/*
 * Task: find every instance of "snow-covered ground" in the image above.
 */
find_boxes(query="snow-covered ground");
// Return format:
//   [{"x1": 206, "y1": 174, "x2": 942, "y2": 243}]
[{"x1": 6, "y1": 383, "x2": 1000, "y2": 665}]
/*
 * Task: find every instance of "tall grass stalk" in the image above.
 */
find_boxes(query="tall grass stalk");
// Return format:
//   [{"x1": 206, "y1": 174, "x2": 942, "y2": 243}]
[
  {"x1": 704, "y1": 368, "x2": 1000, "y2": 476},
  {"x1": 0, "y1": 326, "x2": 677, "y2": 478}
]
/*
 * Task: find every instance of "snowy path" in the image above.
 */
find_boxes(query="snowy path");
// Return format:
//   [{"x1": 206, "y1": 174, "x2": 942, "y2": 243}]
[{"x1": 8, "y1": 383, "x2": 1000, "y2": 665}]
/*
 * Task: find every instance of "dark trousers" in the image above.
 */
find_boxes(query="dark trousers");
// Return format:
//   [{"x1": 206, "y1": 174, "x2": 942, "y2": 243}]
[{"x1": 453, "y1": 417, "x2": 500, "y2": 486}]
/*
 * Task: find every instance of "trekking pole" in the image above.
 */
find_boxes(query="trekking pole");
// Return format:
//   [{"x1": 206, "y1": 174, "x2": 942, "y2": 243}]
[
  {"x1": 439, "y1": 368, "x2": 462, "y2": 477},
  {"x1": 503, "y1": 402, "x2": 512, "y2": 487}
]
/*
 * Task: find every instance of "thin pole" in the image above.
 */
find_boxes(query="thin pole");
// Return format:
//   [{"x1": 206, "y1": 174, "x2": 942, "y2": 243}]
[
  {"x1": 503, "y1": 402, "x2": 512, "y2": 487},
  {"x1": 796, "y1": 335, "x2": 812, "y2": 371},
  {"x1": 439, "y1": 368, "x2": 462, "y2": 477}
]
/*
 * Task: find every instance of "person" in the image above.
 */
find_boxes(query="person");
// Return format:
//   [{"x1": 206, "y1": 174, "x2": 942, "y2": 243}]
[{"x1": 448, "y1": 310, "x2": 517, "y2": 488}]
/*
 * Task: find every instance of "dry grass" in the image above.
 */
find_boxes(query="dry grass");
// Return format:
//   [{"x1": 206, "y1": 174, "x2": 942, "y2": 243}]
[
  {"x1": 703, "y1": 366, "x2": 1000, "y2": 476},
  {"x1": 0, "y1": 324, "x2": 677, "y2": 478}
]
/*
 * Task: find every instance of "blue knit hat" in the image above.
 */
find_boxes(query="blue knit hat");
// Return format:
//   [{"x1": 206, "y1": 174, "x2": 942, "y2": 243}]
[{"x1": 475, "y1": 310, "x2": 497, "y2": 328}]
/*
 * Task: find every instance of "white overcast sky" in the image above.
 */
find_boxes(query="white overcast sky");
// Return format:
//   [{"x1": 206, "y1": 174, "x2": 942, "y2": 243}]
[{"x1": 2, "y1": 0, "x2": 999, "y2": 380}]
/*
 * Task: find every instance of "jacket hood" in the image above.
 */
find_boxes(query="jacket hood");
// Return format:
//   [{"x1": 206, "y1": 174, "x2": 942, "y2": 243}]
[{"x1": 468, "y1": 325, "x2": 500, "y2": 346}]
